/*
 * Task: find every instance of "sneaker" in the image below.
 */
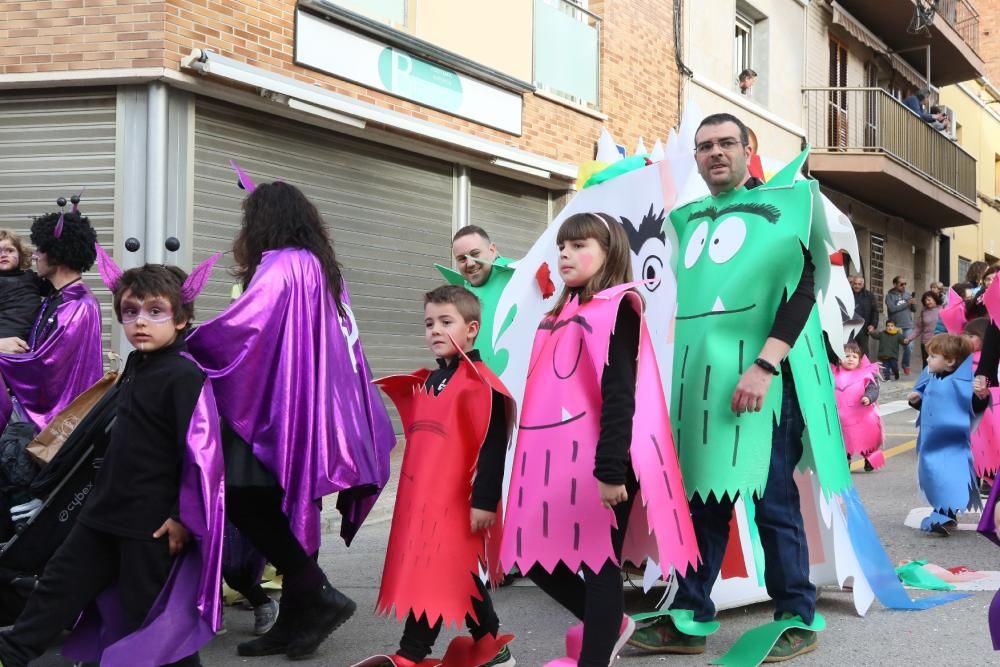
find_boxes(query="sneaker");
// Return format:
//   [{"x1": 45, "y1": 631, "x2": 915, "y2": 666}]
[
  {"x1": 863, "y1": 459, "x2": 874, "y2": 472},
  {"x1": 253, "y1": 598, "x2": 279, "y2": 636},
  {"x1": 479, "y1": 644, "x2": 515, "y2": 667},
  {"x1": 763, "y1": 626, "x2": 817, "y2": 662},
  {"x1": 627, "y1": 616, "x2": 706, "y2": 655}
]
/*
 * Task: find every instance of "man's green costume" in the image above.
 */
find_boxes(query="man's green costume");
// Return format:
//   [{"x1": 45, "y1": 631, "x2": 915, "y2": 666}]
[
  {"x1": 435, "y1": 256, "x2": 515, "y2": 375},
  {"x1": 669, "y1": 149, "x2": 851, "y2": 503}
]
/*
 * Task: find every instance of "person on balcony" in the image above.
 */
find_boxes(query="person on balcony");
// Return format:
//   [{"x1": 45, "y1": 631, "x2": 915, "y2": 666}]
[
  {"x1": 902, "y1": 89, "x2": 949, "y2": 133},
  {"x1": 738, "y1": 68, "x2": 757, "y2": 96}
]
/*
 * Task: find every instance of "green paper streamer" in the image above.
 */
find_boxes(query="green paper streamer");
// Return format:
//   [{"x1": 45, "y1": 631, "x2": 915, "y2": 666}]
[
  {"x1": 631, "y1": 608, "x2": 721, "y2": 636},
  {"x1": 582, "y1": 154, "x2": 650, "y2": 188},
  {"x1": 710, "y1": 613, "x2": 825, "y2": 667},
  {"x1": 895, "y1": 560, "x2": 957, "y2": 591},
  {"x1": 434, "y1": 257, "x2": 514, "y2": 375},
  {"x1": 742, "y1": 501, "x2": 767, "y2": 588}
]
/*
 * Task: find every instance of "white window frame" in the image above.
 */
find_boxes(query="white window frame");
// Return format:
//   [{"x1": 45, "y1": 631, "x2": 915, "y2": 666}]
[{"x1": 735, "y1": 12, "x2": 754, "y2": 81}]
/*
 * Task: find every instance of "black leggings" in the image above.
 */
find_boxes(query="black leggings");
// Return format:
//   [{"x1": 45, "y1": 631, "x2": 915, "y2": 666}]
[
  {"x1": 398, "y1": 575, "x2": 499, "y2": 661},
  {"x1": 225, "y1": 486, "x2": 312, "y2": 581},
  {"x1": 527, "y1": 474, "x2": 638, "y2": 667}
]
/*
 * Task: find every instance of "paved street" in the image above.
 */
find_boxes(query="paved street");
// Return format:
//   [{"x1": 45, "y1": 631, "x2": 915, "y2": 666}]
[{"x1": 30, "y1": 374, "x2": 1000, "y2": 666}]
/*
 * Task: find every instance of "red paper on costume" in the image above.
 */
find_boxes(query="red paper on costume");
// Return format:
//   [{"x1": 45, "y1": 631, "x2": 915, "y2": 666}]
[{"x1": 374, "y1": 356, "x2": 514, "y2": 628}]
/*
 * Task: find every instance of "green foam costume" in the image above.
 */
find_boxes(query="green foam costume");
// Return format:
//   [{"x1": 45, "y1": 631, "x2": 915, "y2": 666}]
[
  {"x1": 435, "y1": 256, "x2": 515, "y2": 375},
  {"x1": 668, "y1": 148, "x2": 852, "y2": 504}
]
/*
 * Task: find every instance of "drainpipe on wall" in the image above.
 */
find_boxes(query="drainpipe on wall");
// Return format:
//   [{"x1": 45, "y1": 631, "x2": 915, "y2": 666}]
[
  {"x1": 145, "y1": 81, "x2": 168, "y2": 264},
  {"x1": 674, "y1": 0, "x2": 694, "y2": 124}
]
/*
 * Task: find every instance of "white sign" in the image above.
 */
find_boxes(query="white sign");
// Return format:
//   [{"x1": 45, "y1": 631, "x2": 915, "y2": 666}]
[{"x1": 295, "y1": 10, "x2": 523, "y2": 135}]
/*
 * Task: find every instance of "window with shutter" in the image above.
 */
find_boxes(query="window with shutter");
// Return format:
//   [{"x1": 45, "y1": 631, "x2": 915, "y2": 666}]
[{"x1": 828, "y1": 39, "x2": 848, "y2": 148}]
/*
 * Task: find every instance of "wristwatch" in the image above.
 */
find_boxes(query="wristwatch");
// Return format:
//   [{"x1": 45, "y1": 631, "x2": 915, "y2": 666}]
[{"x1": 753, "y1": 357, "x2": 780, "y2": 375}]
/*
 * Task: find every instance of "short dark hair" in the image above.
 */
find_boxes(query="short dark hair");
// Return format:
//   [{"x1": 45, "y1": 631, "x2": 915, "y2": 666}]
[
  {"x1": 843, "y1": 340, "x2": 863, "y2": 357},
  {"x1": 424, "y1": 284, "x2": 481, "y2": 325},
  {"x1": 885, "y1": 319, "x2": 896, "y2": 326},
  {"x1": 738, "y1": 68, "x2": 758, "y2": 81},
  {"x1": 30, "y1": 211, "x2": 97, "y2": 273},
  {"x1": 113, "y1": 264, "x2": 194, "y2": 327},
  {"x1": 453, "y1": 225, "x2": 491, "y2": 244},
  {"x1": 696, "y1": 113, "x2": 750, "y2": 147},
  {"x1": 921, "y1": 290, "x2": 942, "y2": 306},
  {"x1": 963, "y1": 317, "x2": 989, "y2": 339}
]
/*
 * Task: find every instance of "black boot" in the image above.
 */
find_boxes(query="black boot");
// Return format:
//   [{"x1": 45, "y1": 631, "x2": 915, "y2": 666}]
[
  {"x1": 284, "y1": 581, "x2": 356, "y2": 660},
  {"x1": 236, "y1": 595, "x2": 299, "y2": 657}
]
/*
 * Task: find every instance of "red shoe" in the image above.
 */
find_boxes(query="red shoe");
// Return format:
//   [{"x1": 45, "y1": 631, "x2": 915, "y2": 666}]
[{"x1": 903, "y1": 367, "x2": 911, "y2": 375}]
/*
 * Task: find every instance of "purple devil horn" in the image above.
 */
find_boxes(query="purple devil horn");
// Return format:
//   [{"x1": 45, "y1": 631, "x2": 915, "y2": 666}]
[
  {"x1": 94, "y1": 243, "x2": 123, "y2": 292},
  {"x1": 230, "y1": 160, "x2": 256, "y2": 193},
  {"x1": 53, "y1": 212, "x2": 65, "y2": 239},
  {"x1": 70, "y1": 187, "x2": 85, "y2": 213},
  {"x1": 181, "y1": 252, "x2": 222, "y2": 303}
]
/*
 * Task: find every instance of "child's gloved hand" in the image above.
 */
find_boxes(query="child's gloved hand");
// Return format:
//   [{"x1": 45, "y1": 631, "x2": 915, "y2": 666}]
[
  {"x1": 861, "y1": 397, "x2": 871, "y2": 406},
  {"x1": 153, "y1": 518, "x2": 191, "y2": 555},
  {"x1": 598, "y1": 481, "x2": 628, "y2": 509},
  {"x1": 470, "y1": 508, "x2": 496, "y2": 533}
]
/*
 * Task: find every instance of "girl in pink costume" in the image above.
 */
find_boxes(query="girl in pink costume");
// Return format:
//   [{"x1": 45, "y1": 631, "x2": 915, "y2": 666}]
[
  {"x1": 500, "y1": 213, "x2": 698, "y2": 667},
  {"x1": 833, "y1": 341, "x2": 885, "y2": 471}
]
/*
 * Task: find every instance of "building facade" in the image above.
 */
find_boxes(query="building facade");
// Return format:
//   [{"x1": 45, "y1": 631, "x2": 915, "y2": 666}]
[
  {"x1": 0, "y1": 0, "x2": 681, "y2": 372},
  {"x1": 683, "y1": 0, "x2": 984, "y2": 319}
]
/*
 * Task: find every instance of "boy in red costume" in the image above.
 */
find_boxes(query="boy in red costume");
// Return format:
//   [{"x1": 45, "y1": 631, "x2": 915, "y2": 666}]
[{"x1": 366, "y1": 285, "x2": 515, "y2": 667}]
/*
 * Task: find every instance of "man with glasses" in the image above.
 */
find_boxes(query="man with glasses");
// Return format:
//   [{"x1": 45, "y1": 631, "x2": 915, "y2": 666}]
[
  {"x1": 630, "y1": 113, "x2": 820, "y2": 662},
  {"x1": 885, "y1": 276, "x2": 915, "y2": 374}
]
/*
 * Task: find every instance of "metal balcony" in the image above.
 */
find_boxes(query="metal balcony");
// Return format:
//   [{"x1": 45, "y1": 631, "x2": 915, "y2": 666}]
[
  {"x1": 803, "y1": 87, "x2": 979, "y2": 229},
  {"x1": 834, "y1": 0, "x2": 984, "y2": 86}
]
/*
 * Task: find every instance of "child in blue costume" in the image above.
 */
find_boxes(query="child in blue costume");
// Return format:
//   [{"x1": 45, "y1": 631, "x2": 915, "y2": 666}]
[{"x1": 908, "y1": 333, "x2": 988, "y2": 535}]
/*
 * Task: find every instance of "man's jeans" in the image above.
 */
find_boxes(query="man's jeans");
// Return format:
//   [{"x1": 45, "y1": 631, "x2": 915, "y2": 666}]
[
  {"x1": 901, "y1": 327, "x2": 913, "y2": 369},
  {"x1": 672, "y1": 371, "x2": 816, "y2": 624}
]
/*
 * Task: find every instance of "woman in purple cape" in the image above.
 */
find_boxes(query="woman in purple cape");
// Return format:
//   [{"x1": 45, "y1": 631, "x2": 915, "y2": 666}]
[
  {"x1": 185, "y1": 180, "x2": 395, "y2": 660},
  {"x1": 0, "y1": 202, "x2": 103, "y2": 432}
]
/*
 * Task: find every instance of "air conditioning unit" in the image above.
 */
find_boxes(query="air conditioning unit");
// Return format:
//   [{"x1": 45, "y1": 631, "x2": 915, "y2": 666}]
[{"x1": 942, "y1": 106, "x2": 957, "y2": 140}]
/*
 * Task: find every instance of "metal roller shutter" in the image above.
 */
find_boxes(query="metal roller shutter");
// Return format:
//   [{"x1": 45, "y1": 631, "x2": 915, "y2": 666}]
[
  {"x1": 192, "y1": 99, "x2": 454, "y2": 385},
  {"x1": 0, "y1": 88, "x2": 117, "y2": 355},
  {"x1": 469, "y1": 169, "x2": 550, "y2": 258}
]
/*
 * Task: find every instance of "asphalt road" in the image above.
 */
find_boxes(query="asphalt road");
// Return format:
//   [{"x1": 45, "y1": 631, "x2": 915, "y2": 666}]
[{"x1": 29, "y1": 373, "x2": 1000, "y2": 666}]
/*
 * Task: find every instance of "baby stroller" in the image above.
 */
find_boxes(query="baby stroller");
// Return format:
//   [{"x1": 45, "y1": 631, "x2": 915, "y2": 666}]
[{"x1": 0, "y1": 385, "x2": 119, "y2": 624}]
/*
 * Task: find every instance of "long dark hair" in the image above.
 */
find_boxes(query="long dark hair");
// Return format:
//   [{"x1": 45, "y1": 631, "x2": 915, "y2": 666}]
[
  {"x1": 548, "y1": 212, "x2": 633, "y2": 317},
  {"x1": 233, "y1": 181, "x2": 345, "y2": 314}
]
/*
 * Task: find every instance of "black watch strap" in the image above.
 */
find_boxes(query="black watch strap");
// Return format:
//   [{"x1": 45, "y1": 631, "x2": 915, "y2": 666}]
[{"x1": 753, "y1": 357, "x2": 780, "y2": 375}]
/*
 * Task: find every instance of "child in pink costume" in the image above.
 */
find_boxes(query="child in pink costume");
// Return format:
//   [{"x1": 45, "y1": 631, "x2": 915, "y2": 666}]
[
  {"x1": 500, "y1": 213, "x2": 698, "y2": 667},
  {"x1": 833, "y1": 341, "x2": 885, "y2": 471},
  {"x1": 965, "y1": 319, "x2": 1000, "y2": 482}
]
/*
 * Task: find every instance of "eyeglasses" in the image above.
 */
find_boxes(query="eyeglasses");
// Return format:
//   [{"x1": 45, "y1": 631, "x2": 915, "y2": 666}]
[{"x1": 695, "y1": 138, "x2": 745, "y2": 154}]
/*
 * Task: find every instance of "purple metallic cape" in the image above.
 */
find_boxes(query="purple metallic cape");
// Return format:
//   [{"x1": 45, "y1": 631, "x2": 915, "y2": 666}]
[
  {"x1": 0, "y1": 282, "x2": 103, "y2": 431},
  {"x1": 62, "y1": 381, "x2": 225, "y2": 666},
  {"x1": 185, "y1": 248, "x2": 394, "y2": 550}
]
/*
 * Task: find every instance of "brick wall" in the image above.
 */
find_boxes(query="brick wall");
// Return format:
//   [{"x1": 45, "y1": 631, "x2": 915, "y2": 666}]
[
  {"x1": 0, "y1": 1, "x2": 681, "y2": 167},
  {"x1": 0, "y1": 0, "x2": 167, "y2": 72},
  {"x1": 977, "y1": 0, "x2": 1000, "y2": 84}
]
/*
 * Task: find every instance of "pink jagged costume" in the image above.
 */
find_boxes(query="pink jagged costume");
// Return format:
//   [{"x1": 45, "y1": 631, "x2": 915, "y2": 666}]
[
  {"x1": 832, "y1": 356, "x2": 885, "y2": 469},
  {"x1": 500, "y1": 283, "x2": 698, "y2": 666}
]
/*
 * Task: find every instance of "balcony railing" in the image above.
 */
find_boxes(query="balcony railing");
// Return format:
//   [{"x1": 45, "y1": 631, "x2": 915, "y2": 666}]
[
  {"x1": 803, "y1": 87, "x2": 976, "y2": 204},
  {"x1": 533, "y1": 0, "x2": 601, "y2": 109},
  {"x1": 939, "y1": 0, "x2": 979, "y2": 52}
]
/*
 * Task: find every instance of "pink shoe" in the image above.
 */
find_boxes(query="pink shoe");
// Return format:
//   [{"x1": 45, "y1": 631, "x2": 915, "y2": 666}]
[{"x1": 560, "y1": 615, "x2": 636, "y2": 664}]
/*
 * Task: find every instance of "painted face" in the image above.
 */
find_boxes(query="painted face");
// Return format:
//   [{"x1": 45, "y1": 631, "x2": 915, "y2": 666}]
[
  {"x1": 424, "y1": 302, "x2": 479, "y2": 360},
  {"x1": 558, "y1": 237, "x2": 606, "y2": 287},
  {"x1": 120, "y1": 290, "x2": 187, "y2": 352},
  {"x1": 453, "y1": 234, "x2": 498, "y2": 287},
  {"x1": 841, "y1": 352, "x2": 860, "y2": 370},
  {"x1": 694, "y1": 121, "x2": 751, "y2": 195},
  {"x1": 926, "y1": 351, "x2": 956, "y2": 374},
  {"x1": 0, "y1": 240, "x2": 20, "y2": 272}
]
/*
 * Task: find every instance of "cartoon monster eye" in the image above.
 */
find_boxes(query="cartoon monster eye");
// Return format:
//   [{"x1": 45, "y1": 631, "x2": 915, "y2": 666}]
[
  {"x1": 708, "y1": 216, "x2": 747, "y2": 264},
  {"x1": 641, "y1": 255, "x2": 664, "y2": 292},
  {"x1": 684, "y1": 220, "x2": 709, "y2": 269}
]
